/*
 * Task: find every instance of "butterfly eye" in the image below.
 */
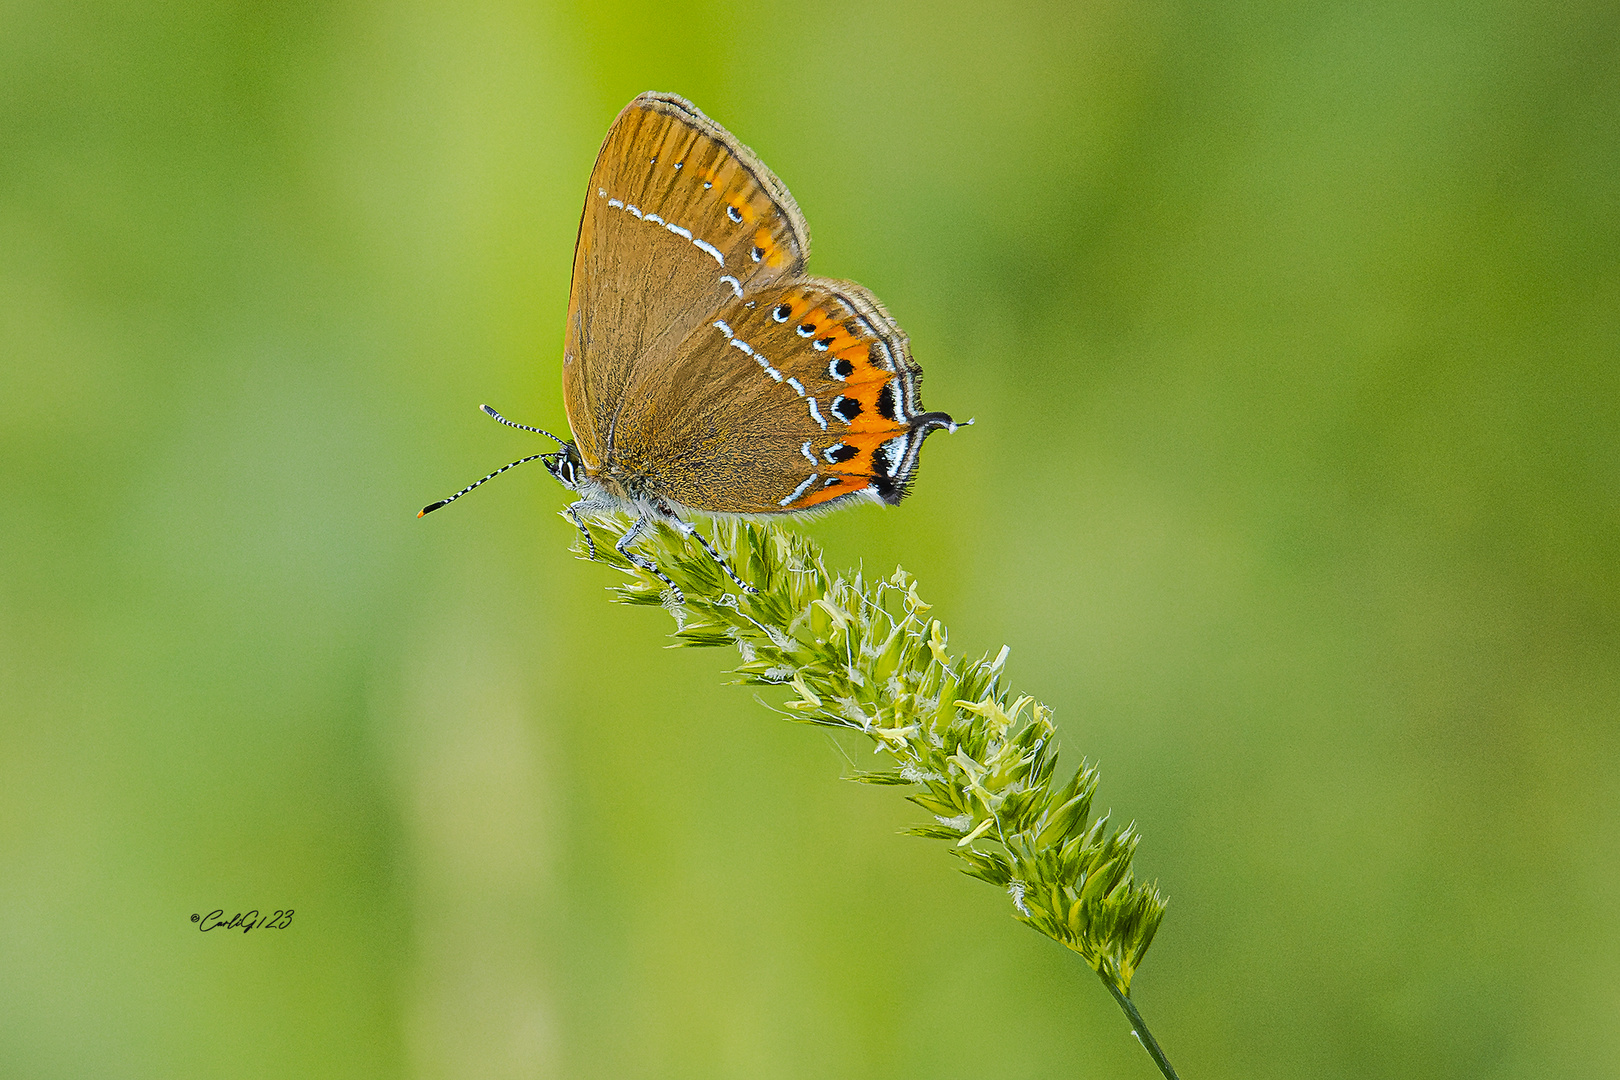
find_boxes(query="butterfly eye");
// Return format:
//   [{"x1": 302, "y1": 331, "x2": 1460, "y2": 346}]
[
  {"x1": 831, "y1": 396, "x2": 862, "y2": 422},
  {"x1": 772, "y1": 303, "x2": 791, "y2": 322},
  {"x1": 726, "y1": 204, "x2": 743, "y2": 223},
  {"x1": 830, "y1": 357, "x2": 855, "y2": 380},
  {"x1": 813, "y1": 336, "x2": 835, "y2": 351},
  {"x1": 796, "y1": 323, "x2": 815, "y2": 337}
]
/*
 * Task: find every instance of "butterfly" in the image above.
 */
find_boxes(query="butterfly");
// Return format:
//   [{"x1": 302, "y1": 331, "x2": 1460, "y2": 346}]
[{"x1": 422, "y1": 92, "x2": 961, "y2": 600}]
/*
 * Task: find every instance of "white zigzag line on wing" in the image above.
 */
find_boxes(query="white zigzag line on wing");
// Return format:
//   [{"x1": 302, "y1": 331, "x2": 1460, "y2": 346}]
[
  {"x1": 712, "y1": 320, "x2": 783, "y2": 382},
  {"x1": 600, "y1": 191, "x2": 731, "y2": 293},
  {"x1": 779, "y1": 474, "x2": 817, "y2": 506}
]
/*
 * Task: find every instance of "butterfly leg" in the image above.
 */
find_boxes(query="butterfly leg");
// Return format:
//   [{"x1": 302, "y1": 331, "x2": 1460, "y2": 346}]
[
  {"x1": 667, "y1": 518, "x2": 758, "y2": 595},
  {"x1": 566, "y1": 507, "x2": 596, "y2": 558},
  {"x1": 564, "y1": 495, "x2": 623, "y2": 559},
  {"x1": 616, "y1": 512, "x2": 684, "y2": 603}
]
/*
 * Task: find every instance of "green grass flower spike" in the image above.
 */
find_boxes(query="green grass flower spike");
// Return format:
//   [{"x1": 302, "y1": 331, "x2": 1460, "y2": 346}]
[{"x1": 575, "y1": 514, "x2": 1180, "y2": 1078}]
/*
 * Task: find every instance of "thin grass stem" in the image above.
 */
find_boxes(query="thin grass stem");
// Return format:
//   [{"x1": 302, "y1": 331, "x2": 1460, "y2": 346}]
[{"x1": 1102, "y1": 974, "x2": 1182, "y2": 1079}]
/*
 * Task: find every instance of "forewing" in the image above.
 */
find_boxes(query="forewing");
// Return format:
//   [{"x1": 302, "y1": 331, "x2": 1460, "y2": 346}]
[
  {"x1": 562, "y1": 92, "x2": 810, "y2": 466},
  {"x1": 612, "y1": 277, "x2": 955, "y2": 514}
]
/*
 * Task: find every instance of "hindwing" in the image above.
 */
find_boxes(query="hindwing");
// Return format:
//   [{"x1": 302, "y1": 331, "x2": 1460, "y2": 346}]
[{"x1": 610, "y1": 278, "x2": 955, "y2": 514}]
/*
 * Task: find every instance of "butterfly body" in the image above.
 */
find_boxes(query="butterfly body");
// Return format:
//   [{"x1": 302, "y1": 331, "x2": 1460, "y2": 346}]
[
  {"x1": 559, "y1": 93, "x2": 957, "y2": 526},
  {"x1": 421, "y1": 93, "x2": 959, "y2": 600}
]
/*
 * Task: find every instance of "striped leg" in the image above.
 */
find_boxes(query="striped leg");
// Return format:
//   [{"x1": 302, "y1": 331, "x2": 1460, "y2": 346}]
[
  {"x1": 668, "y1": 519, "x2": 757, "y2": 595},
  {"x1": 565, "y1": 496, "x2": 622, "y2": 560},
  {"x1": 616, "y1": 512, "x2": 683, "y2": 603}
]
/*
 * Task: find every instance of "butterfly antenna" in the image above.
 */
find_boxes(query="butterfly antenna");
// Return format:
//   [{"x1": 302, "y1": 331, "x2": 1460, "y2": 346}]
[
  {"x1": 481, "y1": 404, "x2": 569, "y2": 447},
  {"x1": 418, "y1": 453, "x2": 553, "y2": 517}
]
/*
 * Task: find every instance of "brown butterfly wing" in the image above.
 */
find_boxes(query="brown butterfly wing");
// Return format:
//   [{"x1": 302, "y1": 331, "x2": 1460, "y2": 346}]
[
  {"x1": 562, "y1": 93, "x2": 810, "y2": 468},
  {"x1": 613, "y1": 277, "x2": 955, "y2": 514}
]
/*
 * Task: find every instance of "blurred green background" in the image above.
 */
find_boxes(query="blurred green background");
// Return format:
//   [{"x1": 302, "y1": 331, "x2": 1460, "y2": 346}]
[{"x1": 3, "y1": 0, "x2": 1617, "y2": 1076}]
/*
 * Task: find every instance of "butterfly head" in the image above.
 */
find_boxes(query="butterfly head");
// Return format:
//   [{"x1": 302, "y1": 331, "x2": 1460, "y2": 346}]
[{"x1": 542, "y1": 442, "x2": 588, "y2": 490}]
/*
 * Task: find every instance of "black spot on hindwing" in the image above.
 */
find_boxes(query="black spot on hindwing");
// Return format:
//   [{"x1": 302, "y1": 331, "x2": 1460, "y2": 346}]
[
  {"x1": 876, "y1": 382, "x2": 898, "y2": 421},
  {"x1": 825, "y1": 443, "x2": 858, "y2": 464},
  {"x1": 871, "y1": 443, "x2": 892, "y2": 475}
]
